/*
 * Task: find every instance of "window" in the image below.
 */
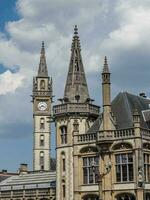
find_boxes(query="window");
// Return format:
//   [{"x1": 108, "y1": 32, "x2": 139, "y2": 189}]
[
  {"x1": 116, "y1": 194, "x2": 135, "y2": 200},
  {"x1": 40, "y1": 118, "x2": 45, "y2": 129},
  {"x1": 60, "y1": 126, "x2": 67, "y2": 144},
  {"x1": 115, "y1": 153, "x2": 133, "y2": 182},
  {"x1": 40, "y1": 80, "x2": 45, "y2": 90},
  {"x1": 146, "y1": 193, "x2": 150, "y2": 200},
  {"x1": 83, "y1": 157, "x2": 99, "y2": 184},
  {"x1": 144, "y1": 154, "x2": 150, "y2": 182},
  {"x1": 62, "y1": 184, "x2": 65, "y2": 198},
  {"x1": 62, "y1": 158, "x2": 65, "y2": 171},
  {"x1": 40, "y1": 135, "x2": 44, "y2": 146},
  {"x1": 40, "y1": 151, "x2": 44, "y2": 166},
  {"x1": 83, "y1": 195, "x2": 99, "y2": 200}
]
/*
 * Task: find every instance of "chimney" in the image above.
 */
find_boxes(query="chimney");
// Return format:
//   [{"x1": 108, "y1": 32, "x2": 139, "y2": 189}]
[
  {"x1": 139, "y1": 93, "x2": 147, "y2": 98},
  {"x1": 2, "y1": 169, "x2": 7, "y2": 174},
  {"x1": 19, "y1": 164, "x2": 28, "y2": 174}
]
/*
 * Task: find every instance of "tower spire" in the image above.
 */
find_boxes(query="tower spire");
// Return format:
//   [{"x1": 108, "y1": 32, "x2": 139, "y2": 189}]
[
  {"x1": 64, "y1": 25, "x2": 89, "y2": 103},
  {"x1": 103, "y1": 56, "x2": 109, "y2": 73},
  {"x1": 38, "y1": 41, "x2": 48, "y2": 77}
]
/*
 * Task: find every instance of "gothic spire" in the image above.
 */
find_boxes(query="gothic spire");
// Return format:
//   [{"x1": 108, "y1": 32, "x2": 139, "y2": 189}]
[
  {"x1": 103, "y1": 56, "x2": 109, "y2": 73},
  {"x1": 38, "y1": 41, "x2": 48, "y2": 77},
  {"x1": 64, "y1": 25, "x2": 90, "y2": 103}
]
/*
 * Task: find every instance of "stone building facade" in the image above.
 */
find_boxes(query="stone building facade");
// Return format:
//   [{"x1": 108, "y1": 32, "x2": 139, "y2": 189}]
[{"x1": 53, "y1": 26, "x2": 150, "y2": 200}]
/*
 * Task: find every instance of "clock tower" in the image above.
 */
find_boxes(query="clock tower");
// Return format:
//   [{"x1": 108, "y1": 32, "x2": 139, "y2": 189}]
[{"x1": 32, "y1": 42, "x2": 52, "y2": 171}]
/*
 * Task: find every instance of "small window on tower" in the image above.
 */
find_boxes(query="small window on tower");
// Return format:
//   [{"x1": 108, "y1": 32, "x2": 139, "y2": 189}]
[
  {"x1": 40, "y1": 118, "x2": 45, "y2": 129},
  {"x1": 40, "y1": 80, "x2": 45, "y2": 90},
  {"x1": 60, "y1": 126, "x2": 67, "y2": 144},
  {"x1": 40, "y1": 135, "x2": 44, "y2": 146},
  {"x1": 40, "y1": 151, "x2": 44, "y2": 165}
]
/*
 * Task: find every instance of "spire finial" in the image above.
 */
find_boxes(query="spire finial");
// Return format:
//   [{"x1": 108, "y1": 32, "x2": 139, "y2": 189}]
[
  {"x1": 104, "y1": 56, "x2": 107, "y2": 65},
  {"x1": 41, "y1": 41, "x2": 45, "y2": 55},
  {"x1": 103, "y1": 56, "x2": 109, "y2": 73},
  {"x1": 74, "y1": 25, "x2": 78, "y2": 35}
]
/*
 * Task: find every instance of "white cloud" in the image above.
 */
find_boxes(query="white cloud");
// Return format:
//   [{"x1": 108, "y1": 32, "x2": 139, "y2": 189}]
[
  {"x1": 0, "y1": 70, "x2": 24, "y2": 95},
  {"x1": 0, "y1": 0, "x2": 150, "y2": 140}
]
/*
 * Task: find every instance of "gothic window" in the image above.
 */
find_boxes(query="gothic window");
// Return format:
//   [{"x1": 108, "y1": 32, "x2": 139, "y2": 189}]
[
  {"x1": 83, "y1": 156, "x2": 99, "y2": 184},
  {"x1": 115, "y1": 153, "x2": 133, "y2": 182},
  {"x1": 116, "y1": 193, "x2": 135, "y2": 200},
  {"x1": 61, "y1": 152, "x2": 66, "y2": 172},
  {"x1": 144, "y1": 154, "x2": 150, "y2": 182},
  {"x1": 40, "y1": 151, "x2": 44, "y2": 167},
  {"x1": 60, "y1": 126, "x2": 67, "y2": 144},
  {"x1": 146, "y1": 193, "x2": 150, "y2": 200},
  {"x1": 40, "y1": 118, "x2": 45, "y2": 129},
  {"x1": 112, "y1": 142, "x2": 132, "y2": 150},
  {"x1": 40, "y1": 80, "x2": 45, "y2": 90},
  {"x1": 62, "y1": 158, "x2": 65, "y2": 171},
  {"x1": 143, "y1": 143, "x2": 150, "y2": 150},
  {"x1": 62, "y1": 180, "x2": 65, "y2": 199},
  {"x1": 73, "y1": 119, "x2": 79, "y2": 132},
  {"x1": 62, "y1": 184, "x2": 65, "y2": 198},
  {"x1": 40, "y1": 135, "x2": 44, "y2": 146}
]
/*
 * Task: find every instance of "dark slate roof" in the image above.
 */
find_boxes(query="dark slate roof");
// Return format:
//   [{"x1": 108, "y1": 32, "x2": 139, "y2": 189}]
[
  {"x1": 112, "y1": 92, "x2": 150, "y2": 129},
  {"x1": 86, "y1": 92, "x2": 150, "y2": 134},
  {"x1": 86, "y1": 114, "x2": 102, "y2": 134}
]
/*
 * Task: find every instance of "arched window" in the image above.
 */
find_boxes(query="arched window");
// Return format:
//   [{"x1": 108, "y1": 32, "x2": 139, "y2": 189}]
[
  {"x1": 112, "y1": 142, "x2": 132, "y2": 150},
  {"x1": 40, "y1": 118, "x2": 45, "y2": 129},
  {"x1": 40, "y1": 151, "x2": 44, "y2": 170},
  {"x1": 40, "y1": 80, "x2": 45, "y2": 90},
  {"x1": 40, "y1": 135, "x2": 44, "y2": 146},
  {"x1": 60, "y1": 126, "x2": 67, "y2": 144},
  {"x1": 62, "y1": 180, "x2": 65, "y2": 199},
  {"x1": 61, "y1": 152, "x2": 66, "y2": 172},
  {"x1": 116, "y1": 193, "x2": 135, "y2": 200}
]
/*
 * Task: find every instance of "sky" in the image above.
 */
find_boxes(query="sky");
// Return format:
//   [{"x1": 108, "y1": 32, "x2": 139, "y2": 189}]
[{"x1": 1, "y1": 0, "x2": 150, "y2": 171}]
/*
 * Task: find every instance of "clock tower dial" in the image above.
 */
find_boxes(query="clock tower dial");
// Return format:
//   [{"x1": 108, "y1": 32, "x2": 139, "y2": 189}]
[
  {"x1": 32, "y1": 42, "x2": 52, "y2": 171},
  {"x1": 38, "y1": 101, "x2": 47, "y2": 111}
]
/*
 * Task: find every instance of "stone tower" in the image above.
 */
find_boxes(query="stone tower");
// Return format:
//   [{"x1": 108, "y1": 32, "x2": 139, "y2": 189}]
[
  {"x1": 32, "y1": 42, "x2": 52, "y2": 171},
  {"x1": 53, "y1": 26, "x2": 99, "y2": 200}
]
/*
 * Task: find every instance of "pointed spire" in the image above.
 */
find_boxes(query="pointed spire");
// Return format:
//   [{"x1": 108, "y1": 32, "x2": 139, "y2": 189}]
[
  {"x1": 38, "y1": 41, "x2": 48, "y2": 77},
  {"x1": 103, "y1": 56, "x2": 109, "y2": 73},
  {"x1": 64, "y1": 26, "x2": 90, "y2": 103}
]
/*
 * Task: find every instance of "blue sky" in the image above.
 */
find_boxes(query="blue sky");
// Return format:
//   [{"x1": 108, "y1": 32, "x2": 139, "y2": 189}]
[{"x1": 1, "y1": 0, "x2": 150, "y2": 172}]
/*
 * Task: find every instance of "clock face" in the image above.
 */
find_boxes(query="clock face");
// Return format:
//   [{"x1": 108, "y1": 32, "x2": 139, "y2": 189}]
[{"x1": 38, "y1": 102, "x2": 47, "y2": 111}]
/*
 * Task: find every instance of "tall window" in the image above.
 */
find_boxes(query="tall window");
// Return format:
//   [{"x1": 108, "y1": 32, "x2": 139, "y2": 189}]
[
  {"x1": 40, "y1": 118, "x2": 45, "y2": 129},
  {"x1": 40, "y1": 80, "x2": 45, "y2": 90},
  {"x1": 144, "y1": 154, "x2": 150, "y2": 182},
  {"x1": 83, "y1": 156, "x2": 99, "y2": 184},
  {"x1": 60, "y1": 126, "x2": 67, "y2": 144},
  {"x1": 115, "y1": 153, "x2": 133, "y2": 182},
  {"x1": 146, "y1": 193, "x2": 150, "y2": 200},
  {"x1": 62, "y1": 184, "x2": 65, "y2": 198},
  {"x1": 40, "y1": 135, "x2": 44, "y2": 146},
  {"x1": 40, "y1": 151, "x2": 44, "y2": 170}
]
